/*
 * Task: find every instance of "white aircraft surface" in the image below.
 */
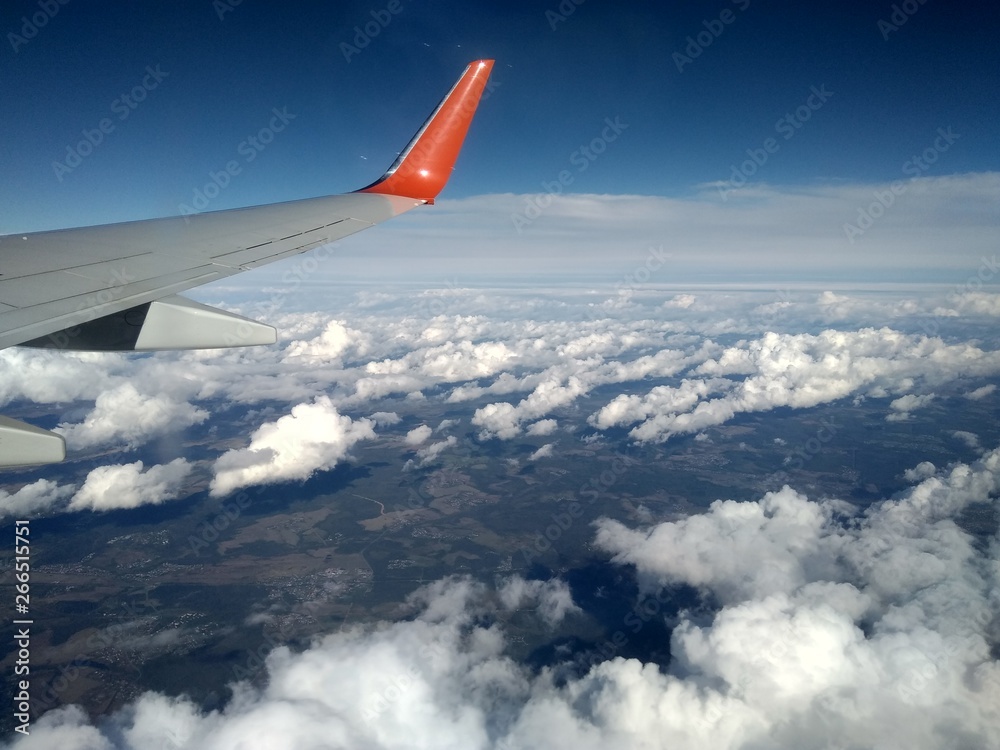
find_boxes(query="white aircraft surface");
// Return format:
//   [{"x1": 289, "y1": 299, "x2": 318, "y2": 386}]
[{"x1": 0, "y1": 60, "x2": 495, "y2": 468}]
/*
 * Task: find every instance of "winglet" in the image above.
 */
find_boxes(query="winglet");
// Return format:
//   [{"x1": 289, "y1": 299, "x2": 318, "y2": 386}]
[{"x1": 358, "y1": 59, "x2": 494, "y2": 204}]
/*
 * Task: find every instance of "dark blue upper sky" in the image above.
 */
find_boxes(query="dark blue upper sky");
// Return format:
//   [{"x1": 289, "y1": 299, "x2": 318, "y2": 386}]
[{"x1": 2, "y1": 0, "x2": 998, "y2": 231}]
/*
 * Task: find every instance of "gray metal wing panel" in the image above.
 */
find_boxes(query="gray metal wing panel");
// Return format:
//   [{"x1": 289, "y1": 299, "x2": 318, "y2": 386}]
[{"x1": 0, "y1": 192, "x2": 422, "y2": 350}]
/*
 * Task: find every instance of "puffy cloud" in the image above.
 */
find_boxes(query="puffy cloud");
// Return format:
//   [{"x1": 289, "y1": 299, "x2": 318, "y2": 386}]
[
  {"x1": 587, "y1": 449, "x2": 1000, "y2": 747},
  {"x1": 528, "y1": 444, "x2": 554, "y2": 461},
  {"x1": 210, "y1": 397, "x2": 375, "y2": 496},
  {"x1": 69, "y1": 459, "x2": 192, "y2": 512},
  {"x1": 0, "y1": 479, "x2": 75, "y2": 519},
  {"x1": 0, "y1": 348, "x2": 121, "y2": 407},
  {"x1": 966, "y1": 384, "x2": 997, "y2": 400},
  {"x1": 56, "y1": 383, "x2": 208, "y2": 450},
  {"x1": 9, "y1": 286, "x2": 994, "y2": 465},
  {"x1": 404, "y1": 436, "x2": 458, "y2": 471},
  {"x1": 952, "y1": 430, "x2": 981, "y2": 450},
  {"x1": 469, "y1": 344, "x2": 707, "y2": 432},
  {"x1": 596, "y1": 447, "x2": 1000, "y2": 605},
  {"x1": 404, "y1": 424, "x2": 433, "y2": 446},
  {"x1": 662, "y1": 293, "x2": 697, "y2": 309},
  {"x1": 597, "y1": 328, "x2": 1000, "y2": 443},
  {"x1": 4, "y1": 288, "x2": 1000, "y2": 526},
  {"x1": 595, "y1": 485, "x2": 852, "y2": 604},
  {"x1": 933, "y1": 292, "x2": 1000, "y2": 317},
  {"x1": 0, "y1": 461, "x2": 190, "y2": 519},
  {"x1": 282, "y1": 319, "x2": 367, "y2": 361},
  {"x1": 497, "y1": 576, "x2": 580, "y2": 627},
  {"x1": 886, "y1": 393, "x2": 936, "y2": 421},
  {"x1": 525, "y1": 419, "x2": 557, "y2": 436},
  {"x1": 903, "y1": 461, "x2": 937, "y2": 482},
  {"x1": 11, "y1": 441, "x2": 1000, "y2": 750},
  {"x1": 473, "y1": 376, "x2": 589, "y2": 440},
  {"x1": 470, "y1": 402, "x2": 520, "y2": 441},
  {"x1": 365, "y1": 340, "x2": 517, "y2": 382},
  {"x1": 589, "y1": 379, "x2": 730, "y2": 431},
  {"x1": 5, "y1": 705, "x2": 113, "y2": 749},
  {"x1": 7, "y1": 578, "x2": 518, "y2": 749}
]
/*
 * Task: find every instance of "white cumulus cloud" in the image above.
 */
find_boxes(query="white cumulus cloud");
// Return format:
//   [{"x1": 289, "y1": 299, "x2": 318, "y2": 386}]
[
  {"x1": 210, "y1": 397, "x2": 375, "y2": 497},
  {"x1": 404, "y1": 424, "x2": 433, "y2": 446},
  {"x1": 404, "y1": 436, "x2": 458, "y2": 471},
  {"x1": 69, "y1": 459, "x2": 192, "y2": 512},
  {"x1": 528, "y1": 444, "x2": 554, "y2": 461},
  {"x1": 498, "y1": 576, "x2": 581, "y2": 627},
  {"x1": 6, "y1": 448, "x2": 1000, "y2": 749},
  {"x1": 594, "y1": 328, "x2": 1000, "y2": 443},
  {"x1": 56, "y1": 383, "x2": 208, "y2": 450},
  {"x1": 0, "y1": 479, "x2": 76, "y2": 519}
]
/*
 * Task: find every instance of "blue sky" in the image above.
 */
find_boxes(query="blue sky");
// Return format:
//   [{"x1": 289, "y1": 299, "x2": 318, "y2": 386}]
[
  {"x1": 3, "y1": 1, "x2": 998, "y2": 219},
  {"x1": 1, "y1": 1, "x2": 998, "y2": 283}
]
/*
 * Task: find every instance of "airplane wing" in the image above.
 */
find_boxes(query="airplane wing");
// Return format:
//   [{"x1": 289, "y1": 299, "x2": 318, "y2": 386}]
[{"x1": 0, "y1": 59, "x2": 495, "y2": 467}]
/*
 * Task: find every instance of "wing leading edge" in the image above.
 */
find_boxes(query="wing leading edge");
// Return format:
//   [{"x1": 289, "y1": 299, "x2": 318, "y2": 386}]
[{"x1": 0, "y1": 59, "x2": 494, "y2": 467}]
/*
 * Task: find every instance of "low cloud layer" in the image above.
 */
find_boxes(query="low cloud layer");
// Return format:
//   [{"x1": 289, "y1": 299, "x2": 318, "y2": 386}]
[
  {"x1": 3, "y1": 286, "x2": 1000, "y2": 516},
  {"x1": 0, "y1": 462, "x2": 194, "y2": 518},
  {"x1": 0, "y1": 282, "x2": 998, "y2": 524},
  {"x1": 7, "y1": 449, "x2": 998, "y2": 749},
  {"x1": 590, "y1": 328, "x2": 1000, "y2": 443}
]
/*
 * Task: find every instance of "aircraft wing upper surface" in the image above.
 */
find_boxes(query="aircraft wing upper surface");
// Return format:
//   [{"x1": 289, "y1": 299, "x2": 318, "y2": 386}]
[
  {"x1": 0, "y1": 59, "x2": 494, "y2": 467},
  {"x1": 0, "y1": 192, "x2": 419, "y2": 351}
]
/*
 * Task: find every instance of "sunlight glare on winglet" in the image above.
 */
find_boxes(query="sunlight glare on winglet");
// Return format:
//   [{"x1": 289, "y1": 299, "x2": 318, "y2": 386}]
[{"x1": 358, "y1": 59, "x2": 495, "y2": 204}]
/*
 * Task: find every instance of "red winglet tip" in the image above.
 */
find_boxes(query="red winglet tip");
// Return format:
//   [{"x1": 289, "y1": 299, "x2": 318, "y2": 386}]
[{"x1": 358, "y1": 59, "x2": 494, "y2": 202}]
